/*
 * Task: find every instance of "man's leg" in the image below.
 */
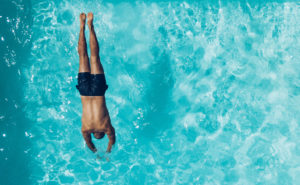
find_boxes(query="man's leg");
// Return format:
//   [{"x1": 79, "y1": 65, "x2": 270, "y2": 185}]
[
  {"x1": 87, "y1": 12, "x2": 104, "y2": 74},
  {"x1": 78, "y1": 13, "x2": 90, "y2": 73}
]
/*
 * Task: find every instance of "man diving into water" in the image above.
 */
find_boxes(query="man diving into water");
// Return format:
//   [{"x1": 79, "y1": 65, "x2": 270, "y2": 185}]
[{"x1": 76, "y1": 12, "x2": 115, "y2": 152}]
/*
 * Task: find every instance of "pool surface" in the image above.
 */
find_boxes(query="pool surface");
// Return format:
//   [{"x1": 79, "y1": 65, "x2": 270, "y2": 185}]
[{"x1": 1, "y1": 0, "x2": 300, "y2": 184}]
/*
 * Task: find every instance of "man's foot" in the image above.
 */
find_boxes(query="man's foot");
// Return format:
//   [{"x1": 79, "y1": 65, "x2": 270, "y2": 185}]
[
  {"x1": 87, "y1": 12, "x2": 93, "y2": 28},
  {"x1": 80, "y1": 13, "x2": 86, "y2": 29}
]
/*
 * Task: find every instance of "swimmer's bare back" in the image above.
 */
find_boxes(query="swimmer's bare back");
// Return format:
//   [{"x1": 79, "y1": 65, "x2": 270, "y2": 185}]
[{"x1": 76, "y1": 12, "x2": 115, "y2": 153}]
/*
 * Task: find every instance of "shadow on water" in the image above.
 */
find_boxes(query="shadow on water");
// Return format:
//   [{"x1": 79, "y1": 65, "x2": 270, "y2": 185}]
[
  {"x1": 0, "y1": 0, "x2": 32, "y2": 184},
  {"x1": 135, "y1": 25, "x2": 175, "y2": 143},
  {"x1": 140, "y1": 51, "x2": 174, "y2": 139}
]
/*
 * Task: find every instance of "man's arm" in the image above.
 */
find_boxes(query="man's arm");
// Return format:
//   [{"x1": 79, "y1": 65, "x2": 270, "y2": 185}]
[
  {"x1": 82, "y1": 131, "x2": 97, "y2": 152},
  {"x1": 106, "y1": 126, "x2": 115, "y2": 152}
]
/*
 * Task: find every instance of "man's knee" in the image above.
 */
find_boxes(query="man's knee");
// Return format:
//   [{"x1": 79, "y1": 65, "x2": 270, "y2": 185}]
[
  {"x1": 78, "y1": 44, "x2": 86, "y2": 55},
  {"x1": 90, "y1": 55, "x2": 99, "y2": 61},
  {"x1": 90, "y1": 46, "x2": 99, "y2": 54}
]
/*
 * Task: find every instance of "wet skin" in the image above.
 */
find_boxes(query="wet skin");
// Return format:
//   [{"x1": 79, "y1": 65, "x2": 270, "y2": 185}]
[{"x1": 78, "y1": 12, "x2": 115, "y2": 153}]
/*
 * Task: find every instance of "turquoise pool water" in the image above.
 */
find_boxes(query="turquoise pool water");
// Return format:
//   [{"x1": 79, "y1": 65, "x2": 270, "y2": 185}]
[{"x1": 1, "y1": 0, "x2": 300, "y2": 184}]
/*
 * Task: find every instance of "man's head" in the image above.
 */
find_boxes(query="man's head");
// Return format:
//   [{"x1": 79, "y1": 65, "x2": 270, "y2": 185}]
[{"x1": 93, "y1": 132, "x2": 105, "y2": 139}]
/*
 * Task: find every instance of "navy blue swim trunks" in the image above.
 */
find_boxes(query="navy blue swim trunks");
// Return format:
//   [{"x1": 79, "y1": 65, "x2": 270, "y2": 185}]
[{"x1": 76, "y1": 72, "x2": 108, "y2": 96}]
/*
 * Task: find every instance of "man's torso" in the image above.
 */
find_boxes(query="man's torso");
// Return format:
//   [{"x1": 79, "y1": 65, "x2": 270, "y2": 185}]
[{"x1": 81, "y1": 96, "x2": 110, "y2": 131}]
